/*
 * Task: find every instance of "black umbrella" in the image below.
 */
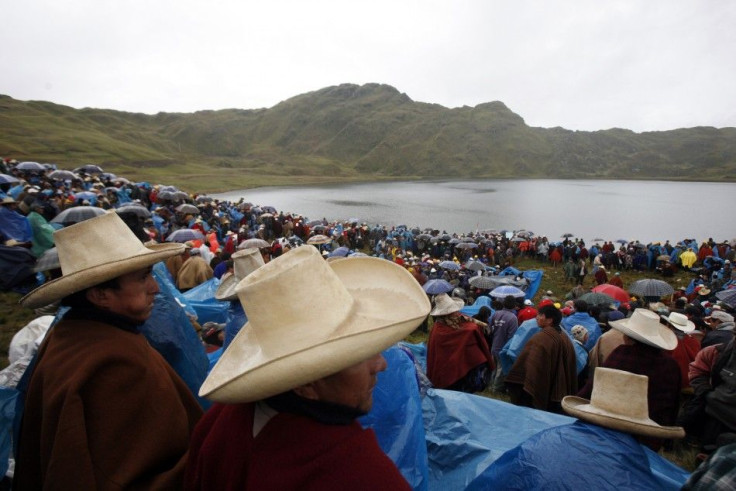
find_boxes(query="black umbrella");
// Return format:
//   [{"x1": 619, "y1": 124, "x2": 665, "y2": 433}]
[
  {"x1": 115, "y1": 204, "x2": 152, "y2": 219},
  {"x1": 628, "y1": 279, "x2": 674, "y2": 298},
  {"x1": 74, "y1": 164, "x2": 104, "y2": 174},
  {"x1": 16, "y1": 161, "x2": 46, "y2": 172},
  {"x1": 48, "y1": 170, "x2": 80, "y2": 181},
  {"x1": 50, "y1": 206, "x2": 107, "y2": 226}
]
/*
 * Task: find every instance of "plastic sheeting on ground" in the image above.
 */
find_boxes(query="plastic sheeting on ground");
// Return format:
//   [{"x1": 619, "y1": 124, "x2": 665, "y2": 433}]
[
  {"x1": 460, "y1": 296, "x2": 493, "y2": 318},
  {"x1": 181, "y1": 277, "x2": 230, "y2": 324},
  {"x1": 361, "y1": 346, "x2": 429, "y2": 491},
  {"x1": 423, "y1": 390, "x2": 689, "y2": 490},
  {"x1": 498, "y1": 266, "x2": 543, "y2": 300},
  {"x1": 466, "y1": 421, "x2": 689, "y2": 490}
]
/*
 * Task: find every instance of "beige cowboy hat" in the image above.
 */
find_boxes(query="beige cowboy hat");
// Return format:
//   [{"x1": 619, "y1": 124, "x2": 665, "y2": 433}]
[
  {"x1": 562, "y1": 367, "x2": 685, "y2": 439},
  {"x1": 608, "y1": 308, "x2": 677, "y2": 350},
  {"x1": 199, "y1": 245, "x2": 430, "y2": 403},
  {"x1": 214, "y1": 248, "x2": 265, "y2": 301},
  {"x1": 430, "y1": 293, "x2": 464, "y2": 316},
  {"x1": 661, "y1": 311, "x2": 696, "y2": 334},
  {"x1": 20, "y1": 212, "x2": 184, "y2": 309}
]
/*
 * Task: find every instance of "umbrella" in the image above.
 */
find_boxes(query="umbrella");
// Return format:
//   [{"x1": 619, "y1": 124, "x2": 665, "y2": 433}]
[
  {"x1": 592, "y1": 237, "x2": 605, "y2": 242},
  {"x1": 422, "y1": 279, "x2": 455, "y2": 295},
  {"x1": 72, "y1": 191, "x2": 99, "y2": 201},
  {"x1": 490, "y1": 285, "x2": 526, "y2": 299},
  {"x1": 328, "y1": 246, "x2": 350, "y2": 258},
  {"x1": 307, "y1": 234, "x2": 331, "y2": 245},
  {"x1": 455, "y1": 242, "x2": 478, "y2": 250},
  {"x1": 50, "y1": 206, "x2": 107, "y2": 226},
  {"x1": 439, "y1": 260, "x2": 461, "y2": 271},
  {"x1": 113, "y1": 177, "x2": 130, "y2": 185},
  {"x1": 100, "y1": 172, "x2": 117, "y2": 180},
  {"x1": 629, "y1": 279, "x2": 674, "y2": 298},
  {"x1": 196, "y1": 195, "x2": 213, "y2": 203},
  {"x1": 175, "y1": 203, "x2": 200, "y2": 215},
  {"x1": 115, "y1": 204, "x2": 151, "y2": 218},
  {"x1": 465, "y1": 260, "x2": 486, "y2": 272},
  {"x1": 561, "y1": 233, "x2": 574, "y2": 238},
  {"x1": 449, "y1": 238, "x2": 461, "y2": 245},
  {"x1": 16, "y1": 161, "x2": 46, "y2": 172},
  {"x1": 171, "y1": 191, "x2": 189, "y2": 201},
  {"x1": 307, "y1": 220, "x2": 326, "y2": 227},
  {"x1": 516, "y1": 231, "x2": 532, "y2": 238},
  {"x1": 415, "y1": 233, "x2": 433, "y2": 241},
  {"x1": 615, "y1": 239, "x2": 628, "y2": 244},
  {"x1": 33, "y1": 247, "x2": 60, "y2": 273},
  {"x1": 156, "y1": 190, "x2": 176, "y2": 201},
  {"x1": 166, "y1": 229, "x2": 205, "y2": 243},
  {"x1": 261, "y1": 206, "x2": 277, "y2": 214},
  {"x1": 469, "y1": 276, "x2": 499, "y2": 290},
  {"x1": 510, "y1": 237, "x2": 526, "y2": 243},
  {"x1": 0, "y1": 173, "x2": 20, "y2": 184},
  {"x1": 715, "y1": 289, "x2": 736, "y2": 309},
  {"x1": 312, "y1": 224, "x2": 329, "y2": 232},
  {"x1": 579, "y1": 292, "x2": 616, "y2": 307},
  {"x1": 47, "y1": 170, "x2": 79, "y2": 181},
  {"x1": 74, "y1": 164, "x2": 104, "y2": 174},
  {"x1": 591, "y1": 284, "x2": 629, "y2": 303},
  {"x1": 237, "y1": 238, "x2": 271, "y2": 249}
]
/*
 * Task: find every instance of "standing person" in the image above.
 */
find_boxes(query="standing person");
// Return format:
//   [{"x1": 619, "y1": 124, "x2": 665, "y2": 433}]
[
  {"x1": 15, "y1": 213, "x2": 203, "y2": 489},
  {"x1": 426, "y1": 293, "x2": 494, "y2": 393},
  {"x1": 185, "y1": 245, "x2": 430, "y2": 490},
  {"x1": 576, "y1": 258, "x2": 588, "y2": 285},
  {"x1": 505, "y1": 305, "x2": 578, "y2": 413},
  {"x1": 489, "y1": 295, "x2": 519, "y2": 393}
]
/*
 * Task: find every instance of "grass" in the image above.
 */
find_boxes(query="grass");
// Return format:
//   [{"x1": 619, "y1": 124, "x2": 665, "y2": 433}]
[{"x1": 0, "y1": 257, "x2": 699, "y2": 470}]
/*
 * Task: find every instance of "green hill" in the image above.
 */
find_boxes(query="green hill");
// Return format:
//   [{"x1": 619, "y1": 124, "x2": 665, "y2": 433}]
[{"x1": 1, "y1": 84, "x2": 734, "y2": 192}]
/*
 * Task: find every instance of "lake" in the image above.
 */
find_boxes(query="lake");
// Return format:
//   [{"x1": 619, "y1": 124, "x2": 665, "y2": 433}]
[{"x1": 212, "y1": 179, "x2": 736, "y2": 244}]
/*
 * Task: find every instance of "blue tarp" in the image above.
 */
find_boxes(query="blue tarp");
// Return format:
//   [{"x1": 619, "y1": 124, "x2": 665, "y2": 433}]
[
  {"x1": 181, "y1": 277, "x2": 230, "y2": 324},
  {"x1": 361, "y1": 346, "x2": 429, "y2": 491},
  {"x1": 498, "y1": 266, "x2": 543, "y2": 300},
  {"x1": 460, "y1": 295, "x2": 494, "y2": 317},
  {"x1": 466, "y1": 421, "x2": 689, "y2": 490},
  {"x1": 146, "y1": 263, "x2": 211, "y2": 408},
  {"x1": 422, "y1": 390, "x2": 689, "y2": 490},
  {"x1": 0, "y1": 206, "x2": 33, "y2": 242},
  {"x1": 0, "y1": 388, "x2": 18, "y2": 477}
]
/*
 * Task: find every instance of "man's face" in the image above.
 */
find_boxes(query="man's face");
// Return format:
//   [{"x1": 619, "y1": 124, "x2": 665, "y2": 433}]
[
  {"x1": 536, "y1": 313, "x2": 553, "y2": 328},
  {"x1": 308, "y1": 353, "x2": 387, "y2": 413},
  {"x1": 92, "y1": 267, "x2": 159, "y2": 323}
]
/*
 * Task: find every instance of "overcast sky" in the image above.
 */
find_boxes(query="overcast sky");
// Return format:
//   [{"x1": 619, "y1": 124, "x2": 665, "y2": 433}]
[{"x1": 3, "y1": 1, "x2": 735, "y2": 132}]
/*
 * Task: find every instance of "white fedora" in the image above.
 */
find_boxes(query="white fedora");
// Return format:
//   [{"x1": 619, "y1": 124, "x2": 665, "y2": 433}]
[
  {"x1": 608, "y1": 308, "x2": 677, "y2": 350},
  {"x1": 661, "y1": 311, "x2": 696, "y2": 334},
  {"x1": 562, "y1": 367, "x2": 685, "y2": 439},
  {"x1": 21, "y1": 212, "x2": 184, "y2": 309},
  {"x1": 200, "y1": 245, "x2": 431, "y2": 403},
  {"x1": 214, "y1": 248, "x2": 265, "y2": 301},
  {"x1": 430, "y1": 293, "x2": 464, "y2": 316}
]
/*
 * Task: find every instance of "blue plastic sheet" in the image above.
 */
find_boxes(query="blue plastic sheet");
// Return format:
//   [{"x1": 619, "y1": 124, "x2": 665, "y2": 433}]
[
  {"x1": 498, "y1": 266, "x2": 543, "y2": 300},
  {"x1": 460, "y1": 296, "x2": 494, "y2": 317},
  {"x1": 181, "y1": 277, "x2": 230, "y2": 324},
  {"x1": 0, "y1": 206, "x2": 33, "y2": 242},
  {"x1": 361, "y1": 346, "x2": 429, "y2": 491},
  {"x1": 466, "y1": 421, "x2": 689, "y2": 490},
  {"x1": 423, "y1": 389, "x2": 574, "y2": 489},
  {"x1": 0, "y1": 388, "x2": 18, "y2": 477},
  {"x1": 145, "y1": 264, "x2": 211, "y2": 408},
  {"x1": 223, "y1": 302, "x2": 247, "y2": 350}
]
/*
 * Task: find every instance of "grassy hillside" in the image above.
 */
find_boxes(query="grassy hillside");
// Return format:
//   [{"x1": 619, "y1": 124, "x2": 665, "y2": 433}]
[{"x1": 1, "y1": 84, "x2": 735, "y2": 192}]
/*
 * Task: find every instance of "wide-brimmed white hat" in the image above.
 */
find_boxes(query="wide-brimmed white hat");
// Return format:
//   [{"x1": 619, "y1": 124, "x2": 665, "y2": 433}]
[
  {"x1": 200, "y1": 245, "x2": 431, "y2": 403},
  {"x1": 608, "y1": 308, "x2": 677, "y2": 350},
  {"x1": 21, "y1": 212, "x2": 184, "y2": 309},
  {"x1": 562, "y1": 367, "x2": 685, "y2": 439},
  {"x1": 214, "y1": 248, "x2": 265, "y2": 301},
  {"x1": 430, "y1": 293, "x2": 464, "y2": 316},
  {"x1": 661, "y1": 311, "x2": 696, "y2": 333}
]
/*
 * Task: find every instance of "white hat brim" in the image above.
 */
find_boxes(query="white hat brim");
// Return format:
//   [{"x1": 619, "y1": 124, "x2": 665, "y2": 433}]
[
  {"x1": 609, "y1": 317, "x2": 678, "y2": 351},
  {"x1": 200, "y1": 256, "x2": 430, "y2": 403},
  {"x1": 21, "y1": 243, "x2": 184, "y2": 309},
  {"x1": 562, "y1": 396, "x2": 685, "y2": 439},
  {"x1": 214, "y1": 274, "x2": 239, "y2": 301}
]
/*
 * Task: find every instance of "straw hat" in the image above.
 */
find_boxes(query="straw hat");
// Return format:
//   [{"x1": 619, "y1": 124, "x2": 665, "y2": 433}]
[
  {"x1": 20, "y1": 213, "x2": 184, "y2": 309},
  {"x1": 661, "y1": 312, "x2": 696, "y2": 334},
  {"x1": 200, "y1": 245, "x2": 431, "y2": 403},
  {"x1": 430, "y1": 293, "x2": 464, "y2": 316},
  {"x1": 562, "y1": 367, "x2": 685, "y2": 439},
  {"x1": 608, "y1": 308, "x2": 677, "y2": 350},
  {"x1": 214, "y1": 248, "x2": 265, "y2": 301}
]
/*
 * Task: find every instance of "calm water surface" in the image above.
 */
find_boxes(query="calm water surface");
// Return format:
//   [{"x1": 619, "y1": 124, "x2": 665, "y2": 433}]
[{"x1": 213, "y1": 179, "x2": 736, "y2": 244}]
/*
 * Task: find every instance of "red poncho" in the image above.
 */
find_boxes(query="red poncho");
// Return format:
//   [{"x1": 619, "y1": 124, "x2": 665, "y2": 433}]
[
  {"x1": 426, "y1": 318, "x2": 494, "y2": 389},
  {"x1": 185, "y1": 402, "x2": 409, "y2": 490}
]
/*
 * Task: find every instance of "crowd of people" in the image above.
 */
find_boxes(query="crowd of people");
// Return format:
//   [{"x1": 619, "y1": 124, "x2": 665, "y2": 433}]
[{"x1": 1, "y1": 157, "x2": 735, "y2": 489}]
